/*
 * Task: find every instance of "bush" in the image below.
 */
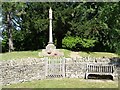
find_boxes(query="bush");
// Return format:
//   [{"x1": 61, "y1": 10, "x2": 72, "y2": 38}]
[{"x1": 62, "y1": 36, "x2": 96, "y2": 51}]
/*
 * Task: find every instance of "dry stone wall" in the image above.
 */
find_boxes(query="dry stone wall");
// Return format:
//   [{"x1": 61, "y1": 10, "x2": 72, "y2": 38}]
[{"x1": 0, "y1": 57, "x2": 120, "y2": 86}]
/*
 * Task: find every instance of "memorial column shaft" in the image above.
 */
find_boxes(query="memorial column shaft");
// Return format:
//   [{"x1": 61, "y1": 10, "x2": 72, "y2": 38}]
[
  {"x1": 49, "y1": 17, "x2": 53, "y2": 43},
  {"x1": 49, "y1": 7, "x2": 53, "y2": 44}
]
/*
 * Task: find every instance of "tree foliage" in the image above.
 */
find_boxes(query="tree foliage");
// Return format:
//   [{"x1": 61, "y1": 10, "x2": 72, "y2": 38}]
[
  {"x1": 62, "y1": 36, "x2": 96, "y2": 51},
  {"x1": 1, "y1": 2, "x2": 120, "y2": 55}
]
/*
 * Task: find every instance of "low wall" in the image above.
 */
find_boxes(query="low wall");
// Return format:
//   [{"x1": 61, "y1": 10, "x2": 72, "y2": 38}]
[
  {"x1": 65, "y1": 57, "x2": 120, "y2": 79},
  {"x1": 0, "y1": 57, "x2": 120, "y2": 86},
  {"x1": 0, "y1": 58, "x2": 45, "y2": 85}
]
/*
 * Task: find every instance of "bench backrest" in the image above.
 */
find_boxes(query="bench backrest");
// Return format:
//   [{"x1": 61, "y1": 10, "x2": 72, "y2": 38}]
[{"x1": 86, "y1": 64, "x2": 114, "y2": 73}]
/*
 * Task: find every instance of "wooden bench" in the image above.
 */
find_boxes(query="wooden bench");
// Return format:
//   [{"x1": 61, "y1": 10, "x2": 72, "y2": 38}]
[{"x1": 85, "y1": 64, "x2": 115, "y2": 80}]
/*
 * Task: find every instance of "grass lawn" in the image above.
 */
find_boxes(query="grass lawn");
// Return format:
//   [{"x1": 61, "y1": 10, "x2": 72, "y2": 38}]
[
  {"x1": 61, "y1": 49, "x2": 71, "y2": 58},
  {"x1": 0, "y1": 49, "x2": 119, "y2": 60},
  {"x1": 3, "y1": 78, "x2": 118, "y2": 88},
  {"x1": 78, "y1": 51, "x2": 119, "y2": 58},
  {"x1": 0, "y1": 51, "x2": 40, "y2": 61}
]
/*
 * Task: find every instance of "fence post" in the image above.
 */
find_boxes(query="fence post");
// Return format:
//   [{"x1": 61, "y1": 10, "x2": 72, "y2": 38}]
[
  {"x1": 62, "y1": 57, "x2": 65, "y2": 78},
  {"x1": 45, "y1": 57, "x2": 48, "y2": 78}
]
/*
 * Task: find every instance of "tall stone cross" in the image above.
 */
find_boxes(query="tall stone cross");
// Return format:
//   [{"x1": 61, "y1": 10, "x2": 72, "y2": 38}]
[
  {"x1": 46, "y1": 7, "x2": 56, "y2": 50},
  {"x1": 40, "y1": 7, "x2": 64, "y2": 57},
  {"x1": 49, "y1": 7, "x2": 53, "y2": 44}
]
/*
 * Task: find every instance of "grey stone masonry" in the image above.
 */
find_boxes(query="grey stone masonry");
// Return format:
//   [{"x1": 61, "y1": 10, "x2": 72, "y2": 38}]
[
  {"x1": 65, "y1": 57, "x2": 119, "y2": 80},
  {"x1": 1, "y1": 58, "x2": 45, "y2": 85},
  {"x1": 0, "y1": 57, "x2": 119, "y2": 86}
]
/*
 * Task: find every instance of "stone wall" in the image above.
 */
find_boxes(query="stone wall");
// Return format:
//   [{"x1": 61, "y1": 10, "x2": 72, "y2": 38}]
[
  {"x1": 0, "y1": 58, "x2": 45, "y2": 85},
  {"x1": 0, "y1": 57, "x2": 119, "y2": 86},
  {"x1": 65, "y1": 57, "x2": 120, "y2": 79}
]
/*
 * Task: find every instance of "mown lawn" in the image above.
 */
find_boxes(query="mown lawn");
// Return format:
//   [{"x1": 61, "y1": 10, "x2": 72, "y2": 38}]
[
  {"x1": 0, "y1": 51, "x2": 40, "y2": 61},
  {"x1": 0, "y1": 49, "x2": 119, "y2": 60},
  {"x1": 3, "y1": 78, "x2": 118, "y2": 88},
  {"x1": 78, "y1": 51, "x2": 119, "y2": 58}
]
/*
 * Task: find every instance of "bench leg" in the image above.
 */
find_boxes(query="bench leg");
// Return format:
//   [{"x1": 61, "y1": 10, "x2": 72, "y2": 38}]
[
  {"x1": 113, "y1": 75, "x2": 115, "y2": 81},
  {"x1": 85, "y1": 73, "x2": 88, "y2": 79},
  {"x1": 113, "y1": 75, "x2": 118, "y2": 81}
]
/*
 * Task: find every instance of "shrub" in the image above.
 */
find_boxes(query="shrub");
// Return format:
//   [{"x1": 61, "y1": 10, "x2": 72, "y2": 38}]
[{"x1": 62, "y1": 36, "x2": 96, "y2": 51}]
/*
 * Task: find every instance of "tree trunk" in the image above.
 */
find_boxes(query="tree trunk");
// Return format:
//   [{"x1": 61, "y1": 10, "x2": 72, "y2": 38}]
[{"x1": 7, "y1": 13, "x2": 14, "y2": 52}]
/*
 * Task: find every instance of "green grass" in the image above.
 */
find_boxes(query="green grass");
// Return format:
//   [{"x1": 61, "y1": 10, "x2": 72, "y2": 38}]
[
  {"x1": 79, "y1": 51, "x2": 119, "y2": 58},
  {"x1": 0, "y1": 50, "x2": 41, "y2": 61},
  {"x1": 3, "y1": 78, "x2": 118, "y2": 88},
  {"x1": 60, "y1": 49, "x2": 71, "y2": 58},
  {"x1": 61, "y1": 49, "x2": 119, "y2": 58},
  {"x1": 0, "y1": 49, "x2": 119, "y2": 61}
]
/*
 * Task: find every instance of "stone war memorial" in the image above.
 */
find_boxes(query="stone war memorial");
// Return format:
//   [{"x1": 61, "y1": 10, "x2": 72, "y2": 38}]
[
  {"x1": 39, "y1": 7, "x2": 64, "y2": 57},
  {"x1": 0, "y1": 7, "x2": 120, "y2": 88}
]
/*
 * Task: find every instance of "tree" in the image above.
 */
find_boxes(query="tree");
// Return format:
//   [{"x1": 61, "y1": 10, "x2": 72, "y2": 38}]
[
  {"x1": 20, "y1": 2, "x2": 49, "y2": 50},
  {"x1": 2, "y1": 2, "x2": 120, "y2": 55},
  {"x1": 2, "y1": 2, "x2": 26, "y2": 52}
]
